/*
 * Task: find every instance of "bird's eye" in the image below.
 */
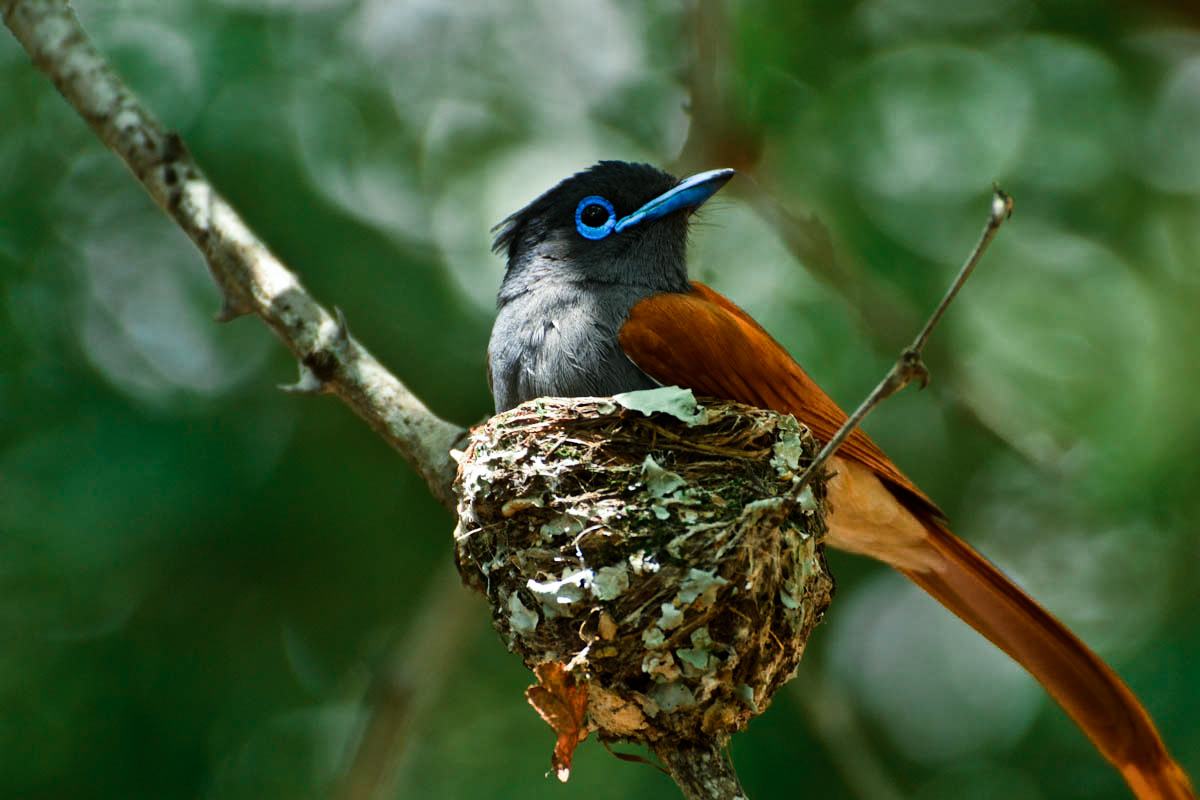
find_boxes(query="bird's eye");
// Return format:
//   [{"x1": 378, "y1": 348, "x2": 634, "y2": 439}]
[{"x1": 575, "y1": 196, "x2": 616, "y2": 240}]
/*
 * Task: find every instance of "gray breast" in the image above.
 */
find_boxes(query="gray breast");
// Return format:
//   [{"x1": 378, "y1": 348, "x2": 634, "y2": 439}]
[{"x1": 488, "y1": 283, "x2": 659, "y2": 412}]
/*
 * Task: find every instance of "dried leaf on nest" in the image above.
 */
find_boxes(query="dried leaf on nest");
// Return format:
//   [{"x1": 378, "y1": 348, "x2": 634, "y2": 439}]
[
  {"x1": 526, "y1": 661, "x2": 590, "y2": 782},
  {"x1": 453, "y1": 390, "x2": 835, "y2": 752}
]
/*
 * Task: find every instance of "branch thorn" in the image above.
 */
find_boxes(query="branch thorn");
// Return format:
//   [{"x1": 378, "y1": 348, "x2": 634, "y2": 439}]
[{"x1": 280, "y1": 364, "x2": 325, "y2": 395}]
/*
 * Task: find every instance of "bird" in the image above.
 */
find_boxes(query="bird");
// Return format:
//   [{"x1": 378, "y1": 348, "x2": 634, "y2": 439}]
[{"x1": 486, "y1": 160, "x2": 1193, "y2": 800}]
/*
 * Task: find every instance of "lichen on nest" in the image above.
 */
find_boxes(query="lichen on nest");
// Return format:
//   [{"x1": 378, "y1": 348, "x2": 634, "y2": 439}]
[{"x1": 453, "y1": 388, "x2": 835, "y2": 746}]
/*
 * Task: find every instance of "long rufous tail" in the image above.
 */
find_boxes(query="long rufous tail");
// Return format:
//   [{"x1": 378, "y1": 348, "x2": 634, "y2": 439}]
[{"x1": 902, "y1": 519, "x2": 1194, "y2": 800}]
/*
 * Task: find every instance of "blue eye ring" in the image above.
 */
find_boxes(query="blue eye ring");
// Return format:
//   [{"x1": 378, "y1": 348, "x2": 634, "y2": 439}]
[{"x1": 575, "y1": 196, "x2": 616, "y2": 240}]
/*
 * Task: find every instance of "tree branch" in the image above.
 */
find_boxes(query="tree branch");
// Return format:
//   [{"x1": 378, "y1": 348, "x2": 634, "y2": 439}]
[
  {"x1": 2, "y1": 0, "x2": 466, "y2": 511},
  {"x1": 651, "y1": 739, "x2": 748, "y2": 800}
]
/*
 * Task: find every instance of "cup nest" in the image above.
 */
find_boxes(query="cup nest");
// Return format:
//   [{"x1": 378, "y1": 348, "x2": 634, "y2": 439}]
[{"x1": 453, "y1": 392, "x2": 834, "y2": 746}]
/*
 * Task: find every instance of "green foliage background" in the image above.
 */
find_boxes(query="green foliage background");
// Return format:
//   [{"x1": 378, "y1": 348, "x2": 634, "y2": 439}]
[{"x1": 2, "y1": 1, "x2": 1199, "y2": 798}]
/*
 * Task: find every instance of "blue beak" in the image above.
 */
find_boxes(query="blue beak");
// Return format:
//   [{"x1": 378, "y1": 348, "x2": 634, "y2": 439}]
[{"x1": 614, "y1": 168, "x2": 736, "y2": 233}]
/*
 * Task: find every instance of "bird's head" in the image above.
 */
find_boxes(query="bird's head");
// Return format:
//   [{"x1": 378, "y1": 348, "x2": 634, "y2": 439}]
[{"x1": 492, "y1": 161, "x2": 734, "y2": 300}]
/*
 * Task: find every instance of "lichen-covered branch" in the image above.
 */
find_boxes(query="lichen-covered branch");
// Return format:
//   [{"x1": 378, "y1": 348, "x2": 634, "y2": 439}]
[
  {"x1": 652, "y1": 738, "x2": 749, "y2": 800},
  {"x1": 2, "y1": 0, "x2": 465, "y2": 510}
]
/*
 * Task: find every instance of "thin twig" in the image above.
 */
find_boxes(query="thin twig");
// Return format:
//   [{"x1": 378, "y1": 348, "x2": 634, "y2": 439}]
[
  {"x1": 2, "y1": 0, "x2": 466, "y2": 511},
  {"x1": 789, "y1": 189, "x2": 1014, "y2": 501}
]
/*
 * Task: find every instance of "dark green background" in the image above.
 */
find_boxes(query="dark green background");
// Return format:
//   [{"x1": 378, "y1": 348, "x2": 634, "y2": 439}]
[{"x1": 2, "y1": 1, "x2": 1198, "y2": 798}]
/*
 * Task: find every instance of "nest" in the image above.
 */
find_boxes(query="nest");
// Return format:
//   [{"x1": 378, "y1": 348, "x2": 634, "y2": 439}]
[{"x1": 453, "y1": 390, "x2": 834, "y2": 747}]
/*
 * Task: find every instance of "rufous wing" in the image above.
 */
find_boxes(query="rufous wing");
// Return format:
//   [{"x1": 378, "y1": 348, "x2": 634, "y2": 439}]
[{"x1": 619, "y1": 282, "x2": 942, "y2": 518}]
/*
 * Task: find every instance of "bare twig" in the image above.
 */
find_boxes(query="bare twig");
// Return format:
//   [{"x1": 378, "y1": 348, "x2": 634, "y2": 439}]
[
  {"x1": 651, "y1": 739, "x2": 749, "y2": 800},
  {"x1": 789, "y1": 189, "x2": 1014, "y2": 501},
  {"x1": 2, "y1": 0, "x2": 466, "y2": 510}
]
